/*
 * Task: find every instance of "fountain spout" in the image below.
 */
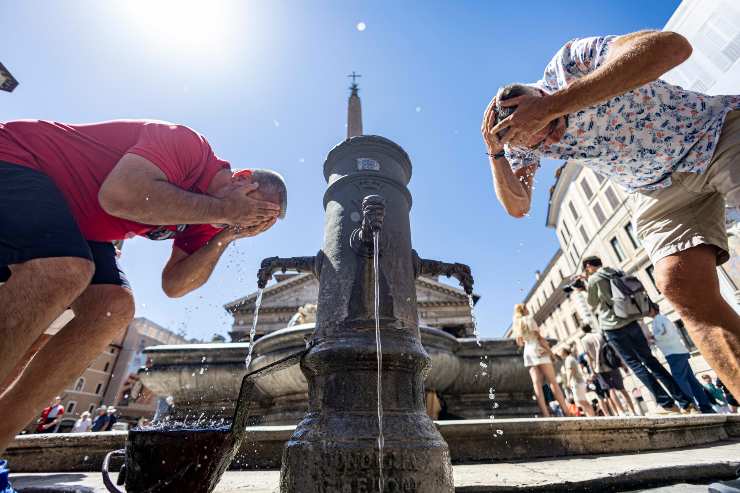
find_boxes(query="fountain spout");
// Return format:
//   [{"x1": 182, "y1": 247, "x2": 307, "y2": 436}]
[
  {"x1": 413, "y1": 250, "x2": 475, "y2": 295},
  {"x1": 350, "y1": 194, "x2": 386, "y2": 256},
  {"x1": 257, "y1": 253, "x2": 323, "y2": 289}
]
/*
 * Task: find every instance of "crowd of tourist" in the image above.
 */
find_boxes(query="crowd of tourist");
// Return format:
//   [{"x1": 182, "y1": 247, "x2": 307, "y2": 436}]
[{"x1": 512, "y1": 255, "x2": 739, "y2": 418}]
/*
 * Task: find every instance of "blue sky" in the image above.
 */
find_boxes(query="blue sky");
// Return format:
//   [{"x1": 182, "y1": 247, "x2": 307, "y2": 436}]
[{"x1": 0, "y1": 0, "x2": 680, "y2": 340}]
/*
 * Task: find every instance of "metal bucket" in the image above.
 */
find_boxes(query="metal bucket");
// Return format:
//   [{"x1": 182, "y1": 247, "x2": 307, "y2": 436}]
[{"x1": 102, "y1": 350, "x2": 306, "y2": 493}]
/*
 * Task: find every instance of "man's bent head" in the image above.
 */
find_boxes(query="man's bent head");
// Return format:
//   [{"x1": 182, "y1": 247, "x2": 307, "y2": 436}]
[
  {"x1": 242, "y1": 169, "x2": 288, "y2": 220},
  {"x1": 496, "y1": 83, "x2": 558, "y2": 148}
]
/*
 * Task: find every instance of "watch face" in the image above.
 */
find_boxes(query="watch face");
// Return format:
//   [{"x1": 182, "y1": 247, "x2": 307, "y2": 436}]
[{"x1": 0, "y1": 62, "x2": 18, "y2": 93}]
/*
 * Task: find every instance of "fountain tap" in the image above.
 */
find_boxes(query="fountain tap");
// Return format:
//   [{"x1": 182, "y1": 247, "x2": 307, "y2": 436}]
[
  {"x1": 412, "y1": 250, "x2": 475, "y2": 295},
  {"x1": 257, "y1": 253, "x2": 323, "y2": 289},
  {"x1": 350, "y1": 194, "x2": 386, "y2": 256}
]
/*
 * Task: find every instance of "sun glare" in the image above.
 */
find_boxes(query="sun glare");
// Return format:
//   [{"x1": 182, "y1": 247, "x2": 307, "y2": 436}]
[{"x1": 124, "y1": 0, "x2": 231, "y2": 53}]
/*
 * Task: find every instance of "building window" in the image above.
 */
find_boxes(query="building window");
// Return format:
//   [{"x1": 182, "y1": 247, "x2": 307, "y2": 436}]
[
  {"x1": 571, "y1": 312, "x2": 582, "y2": 330},
  {"x1": 646, "y1": 265, "x2": 658, "y2": 292},
  {"x1": 604, "y1": 186, "x2": 620, "y2": 210},
  {"x1": 610, "y1": 237, "x2": 625, "y2": 262},
  {"x1": 74, "y1": 378, "x2": 85, "y2": 392},
  {"x1": 624, "y1": 222, "x2": 640, "y2": 249},
  {"x1": 88, "y1": 404, "x2": 96, "y2": 414},
  {"x1": 103, "y1": 362, "x2": 110, "y2": 372},
  {"x1": 580, "y1": 179, "x2": 594, "y2": 200},
  {"x1": 569, "y1": 250, "x2": 579, "y2": 269},
  {"x1": 594, "y1": 172, "x2": 606, "y2": 184},
  {"x1": 66, "y1": 401, "x2": 76, "y2": 414},
  {"x1": 568, "y1": 201, "x2": 579, "y2": 221},
  {"x1": 561, "y1": 219, "x2": 572, "y2": 240},
  {"x1": 697, "y1": 13, "x2": 740, "y2": 72},
  {"x1": 592, "y1": 202, "x2": 607, "y2": 224},
  {"x1": 550, "y1": 279, "x2": 556, "y2": 293},
  {"x1": 95, "y1": 383, "x2": 103, "y2": 395},
  {"x1": 579, "y1": 224, "x2": 589, "y2": 244}
]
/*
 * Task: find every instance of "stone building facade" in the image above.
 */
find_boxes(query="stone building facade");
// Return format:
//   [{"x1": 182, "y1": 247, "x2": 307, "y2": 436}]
[
  {"x1": 225, "y1": 273, "x2": 478, "y2": 341},
  {"x1": 45, "y1": 317, "x2": 187, "y2": 432}
]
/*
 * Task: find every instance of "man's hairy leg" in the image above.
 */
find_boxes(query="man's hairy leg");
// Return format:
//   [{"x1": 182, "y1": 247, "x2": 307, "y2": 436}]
[
  {"x1": 0, "y1": 257, "x2": 93, "y2": 384},
  {"x1": 0, "y1": 284, "x2": 133, "y2": 453},
  {"x1": 656, "y1": 245, "x2": 740, "y2": 399}
]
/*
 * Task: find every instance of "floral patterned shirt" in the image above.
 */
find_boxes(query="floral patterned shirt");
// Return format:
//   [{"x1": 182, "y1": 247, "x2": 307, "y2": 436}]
[{"x1": 506, "y1": 35, "x2": 740, "y2": 191}]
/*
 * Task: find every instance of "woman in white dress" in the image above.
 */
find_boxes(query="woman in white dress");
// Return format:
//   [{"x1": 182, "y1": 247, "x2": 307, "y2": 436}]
[{"x1": 512, "y1": 304, "x2": 570, "y2": 417}]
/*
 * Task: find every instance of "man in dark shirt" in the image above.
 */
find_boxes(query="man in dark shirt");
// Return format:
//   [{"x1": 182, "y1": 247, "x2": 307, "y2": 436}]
[
  {"x1": 0, "y1": 120, "x2": 285, "y2": 452},
  {"x1": 91, "y1": 407, "x2": 110, "y2": 432}
]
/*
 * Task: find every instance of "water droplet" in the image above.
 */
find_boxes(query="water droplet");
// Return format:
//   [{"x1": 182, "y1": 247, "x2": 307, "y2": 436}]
[
  {"x1": 415, "y1": 106, "x2": 422, "y2": 113},
  {"x1": 356, "y1": 21, "x2": 366, "y2": 31},
  {"x1": 106, "y1": 312, "x2": 111, "y2": 317}
]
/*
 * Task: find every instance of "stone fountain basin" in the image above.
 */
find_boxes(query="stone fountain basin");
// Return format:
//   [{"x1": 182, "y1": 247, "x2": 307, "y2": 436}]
[{"x1": 140, "y1": 325, "x2": 539, "y2": 424}]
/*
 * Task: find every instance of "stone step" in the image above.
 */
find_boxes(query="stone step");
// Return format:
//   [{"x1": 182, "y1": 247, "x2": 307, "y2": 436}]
[
  {"x1": 5, "y1": 414, "x2": 739, "y2": 473},
  {"x1": 9, "y1": 439, "x2": 740, "y2": 493}
]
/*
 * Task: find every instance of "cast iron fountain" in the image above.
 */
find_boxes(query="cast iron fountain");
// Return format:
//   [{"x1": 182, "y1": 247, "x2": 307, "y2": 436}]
[{"x1": 104, "y1": 80, "x2": 474, "y2": 492}]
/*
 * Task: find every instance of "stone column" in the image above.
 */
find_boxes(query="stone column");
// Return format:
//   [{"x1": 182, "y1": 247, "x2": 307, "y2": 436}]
[{"x1": 279, "y1": 135, "x2": 454, "y2": 492}]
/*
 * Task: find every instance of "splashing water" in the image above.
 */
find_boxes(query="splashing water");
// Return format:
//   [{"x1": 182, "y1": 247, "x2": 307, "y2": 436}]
[
  {"x1": 244, "y1": 288, "x2": 264, "y2": 369},
  {"x1": 468, "y1": 294, "x2": 481, "y2": 346},
  {"x1": 373, "y1": 231, "x2": 385, "y2": 493}
]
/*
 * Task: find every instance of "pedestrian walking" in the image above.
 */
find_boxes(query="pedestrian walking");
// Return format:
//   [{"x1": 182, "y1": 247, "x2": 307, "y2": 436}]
[
  {"x1": 581, "y1": 257, "x2": 694, "y2": 415},
  {"x1": 511, "y1": 304, "x2": 571, "y2": 417},
  {"x1": 559, "y1": 347, "x2": 595, "y2": 416},
  {"x1": 650, "y1": 308, "x2": 715, "y2": 413},
  {"x1": 35, "y1": 397, "x2": 64, "y2": 433},
  {"x1": 580, "y1": 324, "x2": 638, "y2": 416},
  {"x1": 71, "y1": 411, "x2": 92, "y2": 433}
]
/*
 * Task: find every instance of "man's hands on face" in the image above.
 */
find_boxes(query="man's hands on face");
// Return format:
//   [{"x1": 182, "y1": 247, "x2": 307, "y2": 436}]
[
  {"x1": 221, "y1": 182, "x2": 281, "y2": 227},
  {"x1": 221, "y1": 217, "x2": 277, "y2": 242},
  {"x1": 483, "y1": 94, "x2": 566, "y2": 150}
]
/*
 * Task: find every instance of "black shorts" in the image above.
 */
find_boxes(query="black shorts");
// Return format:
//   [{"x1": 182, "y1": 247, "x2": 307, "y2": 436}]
[
  {"x1": 0, "y1": 161, "x2": 129, "y2": 288},
  {"x1": 597, "y1": 370, "x2": 625, "y2": 391}
]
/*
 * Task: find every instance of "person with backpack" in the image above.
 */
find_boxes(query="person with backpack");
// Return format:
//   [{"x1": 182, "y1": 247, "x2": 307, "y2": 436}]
[
  {"x1": 580, "y1": 324, "x2": 636, "y2": 416},
  {"x1": 581, "y1": 256, "x2": 695, "y2": 415}
]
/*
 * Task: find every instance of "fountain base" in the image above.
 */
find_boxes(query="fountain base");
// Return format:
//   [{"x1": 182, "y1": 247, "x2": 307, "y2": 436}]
[{"x1": 280, "y1": 415, "x2": 453, "y2": 492}]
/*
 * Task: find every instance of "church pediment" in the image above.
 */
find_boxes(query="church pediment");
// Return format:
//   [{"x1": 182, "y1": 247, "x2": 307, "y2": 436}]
[{"x1": 225, "y1": 273, "x2": 473, "y2": 315}]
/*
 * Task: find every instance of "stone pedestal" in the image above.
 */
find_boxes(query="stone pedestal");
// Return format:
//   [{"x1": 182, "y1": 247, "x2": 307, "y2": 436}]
[{"x1": 279, "y1": 136, "x2": 454, "y2": 492}]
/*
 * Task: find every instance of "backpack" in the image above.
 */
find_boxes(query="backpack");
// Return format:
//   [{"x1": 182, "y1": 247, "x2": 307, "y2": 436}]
[
  {"x1": 599, "y1": 335, "x2": 621, "y2": 370},
  {"x1": 606, "y1": 271, "x2": 656, "y2": 319}
]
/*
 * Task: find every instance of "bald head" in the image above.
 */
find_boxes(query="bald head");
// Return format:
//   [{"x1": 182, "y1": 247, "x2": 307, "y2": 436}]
[{"x1": 249, "y1": 169, "x2": 287, "y2": 219}]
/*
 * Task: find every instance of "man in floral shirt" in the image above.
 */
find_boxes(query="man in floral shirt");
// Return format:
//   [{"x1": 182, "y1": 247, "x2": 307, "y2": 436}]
[{"x1": 481, "y1": 30, "x2": 740, "y2": 399}]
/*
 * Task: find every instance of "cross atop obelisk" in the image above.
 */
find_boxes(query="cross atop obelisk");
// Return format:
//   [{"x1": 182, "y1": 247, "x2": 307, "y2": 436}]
[{"x1": 347, "y1": 72, "x2": 363, "y2": 139}]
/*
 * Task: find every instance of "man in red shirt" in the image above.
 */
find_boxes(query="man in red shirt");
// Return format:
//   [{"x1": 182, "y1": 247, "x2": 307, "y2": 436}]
[
  {"x1": 0, "y1": 120, "x2": 284, "y2": 452},
  {"x1": 35, "y1": 396, "x2": 64, "y2": 433}
]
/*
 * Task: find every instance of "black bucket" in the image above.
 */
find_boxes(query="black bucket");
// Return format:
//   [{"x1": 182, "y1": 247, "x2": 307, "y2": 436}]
[{"x1": 102, "y1": 350, "x2": 305, "y2": 493}]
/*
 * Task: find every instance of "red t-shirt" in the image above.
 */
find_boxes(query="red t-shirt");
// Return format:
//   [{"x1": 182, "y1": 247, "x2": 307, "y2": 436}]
[
  {"x1": 36, "y1": 404, "x2": 64, "y2": 431},
  {"x1": 0, "y1": 119, "x2": 229, "y2": 253}
]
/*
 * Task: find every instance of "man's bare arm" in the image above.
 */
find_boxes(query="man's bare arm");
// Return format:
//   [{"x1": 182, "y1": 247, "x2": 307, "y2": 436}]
[
  {"x1": 161, "y1": 220, "x2": 276, "y2": 297},
  {"x1": 99, "y1": 154, "x2": 280, "y2": 226},
  {"x1": 161, "y1": 234, "x2": 231, "y2": 298},
  {"x1": 546, "y1": 30, "x2": 692, "y2": 119},
  {"x1": 490, "y1": 159, "x2": 536, "y2": 218}
]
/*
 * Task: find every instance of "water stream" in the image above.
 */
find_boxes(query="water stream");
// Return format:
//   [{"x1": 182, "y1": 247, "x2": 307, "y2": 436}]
[
  {"x1": 244, "y1": 288, "x2": 264, "y2": 370},
  {"x1": 468, "y1": 294, "x2": 481, "y2": 346},
  {"x1": 372, "y1": 231, "x2": 385, "y2": 493}
]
